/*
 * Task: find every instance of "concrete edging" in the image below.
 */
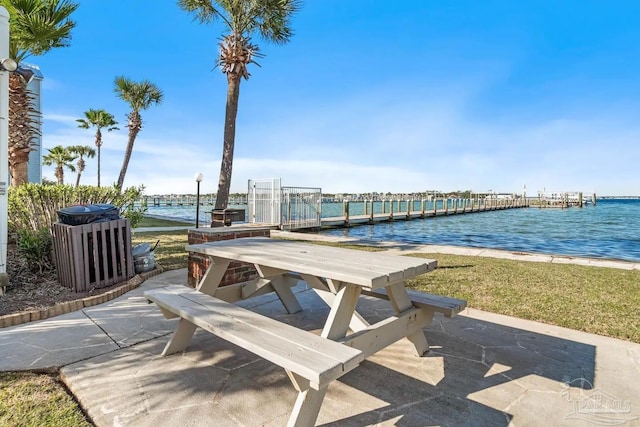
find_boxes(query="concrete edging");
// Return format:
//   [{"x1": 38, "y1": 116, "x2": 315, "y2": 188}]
[{"x1": 0, "y1": 267, "x2": 165, "y2": 329}]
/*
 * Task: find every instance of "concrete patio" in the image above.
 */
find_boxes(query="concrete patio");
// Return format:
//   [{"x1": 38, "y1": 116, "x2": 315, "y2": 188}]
[{"x1": 1, "y1": 266, "x2": 639, "y2": 426}]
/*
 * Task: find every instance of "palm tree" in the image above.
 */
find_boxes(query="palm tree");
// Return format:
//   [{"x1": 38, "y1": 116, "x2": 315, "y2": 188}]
[
  {"x1": 76, "y1": 109, "x2": 119, "y2": 187},
  {"x1": 178, "y1": 0, "x2": 301, "y2": 211},
  {"x1": 113, "y1": 76, "x2": 163, "y2": 191},
  {"x1": 68, "y1": 145, "x2": 96, "y2": 187},
  {"x1": 3, "y1": 0, "x2": 78, "y2": 186},
  {"x1": 43, "y1": 145, "x2": 76, "y2": 185}
]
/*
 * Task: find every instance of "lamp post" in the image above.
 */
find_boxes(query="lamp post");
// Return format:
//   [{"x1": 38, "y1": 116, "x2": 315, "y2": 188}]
[{"x1": 194, "y1": 173, "x2": 203, "y2": 228}]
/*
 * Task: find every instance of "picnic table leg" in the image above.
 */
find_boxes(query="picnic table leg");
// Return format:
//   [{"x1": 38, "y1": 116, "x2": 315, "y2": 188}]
[
  {"x1": 385, "y1": 282, "x2": 431, "y2": 356},
  {"x1": 197, "y1": 256, "x2": 230, "y2": 295},
  {"x1": 271, "y1": 275, "x2": 302, "y2": 314},
  {"x1": 288, "y1": 284, "x2": 359, "y2": 425},
  {"x1": 255, "y1": 265, "x2": 303, "y2": 313},
  {"x1": 301, "y1": 274, "x2": 370, "y2": 332},
  {"x1": 158, "y1": 257, "x2": 230, "y2": 357},
  {"x1": 287, "y1": 372, "x2": 327, "y2": 427},
  {"x1": 288, "y1": 387, "x2": 328, "y2": 427},
  {"x1": 161, "y1": 318, "x2": 197, "y2": 356},
  {"x1": 321, "y1": 284, "x2": 361, "y2": 340},
  {"x1": 312, "y1": 287, "x2": 370, "y2": 332}
]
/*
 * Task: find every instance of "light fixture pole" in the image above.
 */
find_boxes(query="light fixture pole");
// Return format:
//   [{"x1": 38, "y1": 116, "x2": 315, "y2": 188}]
[{"x1": 194, "y1": 173, "x2": 203, "y2": 228}]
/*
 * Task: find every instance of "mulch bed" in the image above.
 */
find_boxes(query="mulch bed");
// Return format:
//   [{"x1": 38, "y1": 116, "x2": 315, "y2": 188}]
[{"x1": 0, "y1": 245, "x2": 122, "y2": 317}]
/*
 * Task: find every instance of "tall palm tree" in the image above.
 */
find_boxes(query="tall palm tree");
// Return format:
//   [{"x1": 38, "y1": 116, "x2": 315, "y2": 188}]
[
  {"x1": 76, "y1": 109, "x2": 119, "y2": 187},
  {"x1": 42, "y1": 145, "x2": 76, "y2": 185},
  {"x1": 177, "y1": 0, "x2": 301, "y2": 211},
  {"x1": 2, "y1": 0, "x2": 78, "y2": 186},
  {"x1": 68, "y1": 144, "x2": 95, "y2": 187},
  {"x1": 113, "y1": 76, "x2": 163, "y2": 191}
]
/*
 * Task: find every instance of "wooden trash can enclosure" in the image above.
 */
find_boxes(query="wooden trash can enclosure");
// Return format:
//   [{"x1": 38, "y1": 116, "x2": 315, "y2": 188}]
[{"x1": 52, "y1": 219, "x2": 135, "y2": 292}]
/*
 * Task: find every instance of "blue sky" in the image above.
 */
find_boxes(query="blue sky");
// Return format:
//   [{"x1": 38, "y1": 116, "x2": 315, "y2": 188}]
[{"x1": 29, "y1": 0, "x2": 640, "y2": 196}]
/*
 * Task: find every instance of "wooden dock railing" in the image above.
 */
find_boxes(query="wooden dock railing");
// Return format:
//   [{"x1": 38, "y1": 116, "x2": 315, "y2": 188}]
[{"x1": 321, "y1": 196, "x2": 529, "y2": 228}]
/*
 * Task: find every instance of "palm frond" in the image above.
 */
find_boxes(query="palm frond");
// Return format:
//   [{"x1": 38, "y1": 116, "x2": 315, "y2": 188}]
[
  {"x1": 77, "y1": 108, "x2": 119, "y2": 130},
  {"x1": 177, "y1": 0, "x2": 228, "y2": 26},
  {"x1": 6, "y1": 0, "x2": 78, "y2": 61},
  {"x1": 68, "y1": 145, "x2": 96, "y2": 158},
  {"x1": 114, "y1": 76, "x2": 164, "y2": 112}
]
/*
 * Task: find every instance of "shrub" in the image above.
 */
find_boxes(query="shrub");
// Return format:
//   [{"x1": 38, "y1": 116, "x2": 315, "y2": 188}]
[
  {"x1": 8, "y1": 184, "x2": 146, "y2": 233},
  {"x1": 120, "y1": 204, "x2": 146, "y2": 228},
  {"x1": 16, "y1": 228, "x2": 54, "y2": 274}
]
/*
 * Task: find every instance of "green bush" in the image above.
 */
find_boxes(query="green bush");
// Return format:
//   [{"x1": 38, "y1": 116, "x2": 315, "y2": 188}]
[
  {"x1": 16, "y1": 228, "x2": 54, "y2": 274},
  {"x1": 8, "y1": 184, "x2": 146, "y2": 233},
  {"x1": 120, "y1": 204, "x2": 146, "y2": 228}
]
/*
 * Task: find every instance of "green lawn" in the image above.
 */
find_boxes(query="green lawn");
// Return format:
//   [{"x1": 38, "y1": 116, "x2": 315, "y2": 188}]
[
  {"x1": 136, "y1": 216, "x2": 192, "y2": 228},
  {"x1": 406, "y1": 253, "x2": 640, "y2": 343},
  {"x1": 0, "y1": 372, "x2": 91, "y2": 427},
  {"x1": 132, "y1": 230, "x2": 190, "y2": 271}
]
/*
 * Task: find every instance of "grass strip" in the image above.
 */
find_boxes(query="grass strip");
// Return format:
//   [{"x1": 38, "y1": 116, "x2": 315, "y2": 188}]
[
  {"x1": 406, "y1": 253, "x2": 640, "y2": 343},
  {"x1": 137, "y1": 217, "x2": 192, "y2": 227},
  {"x1": 132, "y1": 229, "x2": 189, "y2": 271},
  {"x1": 0, "y1": 372, "x2": 91, "y2": 427}
]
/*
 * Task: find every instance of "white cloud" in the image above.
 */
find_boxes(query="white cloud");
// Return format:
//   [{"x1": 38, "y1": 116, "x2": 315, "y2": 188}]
[
  {"x1": 43, "y1": 113, "x2": 80, "y2": 126},
  {"x1": 39, "y1": 76, "x2": 640, "y2": 197}
]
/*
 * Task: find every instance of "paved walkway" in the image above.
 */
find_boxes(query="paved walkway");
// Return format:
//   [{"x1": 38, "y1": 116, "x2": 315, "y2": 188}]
[{"x1": 1, "y1": 232, "x2": 639, "y2": 426}]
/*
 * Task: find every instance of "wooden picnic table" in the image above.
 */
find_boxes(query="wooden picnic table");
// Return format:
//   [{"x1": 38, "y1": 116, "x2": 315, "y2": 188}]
[{"x1": 145, "y1": 237, "x2": 465, "y2": 426}]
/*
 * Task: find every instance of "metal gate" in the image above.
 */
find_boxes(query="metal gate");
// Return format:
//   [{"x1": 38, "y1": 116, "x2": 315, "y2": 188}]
[
  {"x1": 248, "y1": 178, "x2": 281, "y2": 225},
  {"x1": 281, "y1": 187, "x2": 322, "y2": 230},
  {"x1": 248, "y1": 179, "x2": 322, "y2": 229}
]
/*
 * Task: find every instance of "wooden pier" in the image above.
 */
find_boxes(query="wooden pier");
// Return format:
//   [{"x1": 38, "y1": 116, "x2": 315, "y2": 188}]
[
  {"x1": 138, "y1": 191, "x2": 594, "y2": 231},
  {"x1": 529, "y1": 192, "x2": 597, "y2": 208},
  {"x1": 320, "y1": 197, "x2": 529, "y2": 228}
]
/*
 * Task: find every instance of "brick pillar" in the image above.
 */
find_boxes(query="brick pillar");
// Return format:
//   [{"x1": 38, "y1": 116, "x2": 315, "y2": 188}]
[{"x1": 187, "y1": 226, "x2": 273, "y2": 287}]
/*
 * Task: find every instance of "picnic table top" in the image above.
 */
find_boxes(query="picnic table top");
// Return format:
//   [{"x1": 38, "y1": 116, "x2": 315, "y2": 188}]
[{"x1": 186, "y1": 237, "x2": 437, "y2": 289}]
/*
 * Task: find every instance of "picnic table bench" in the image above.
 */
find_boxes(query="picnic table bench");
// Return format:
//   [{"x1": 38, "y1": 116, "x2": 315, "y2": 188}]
[{"x1": 144, "y1": 237, "x2": 466, "y2": 426}]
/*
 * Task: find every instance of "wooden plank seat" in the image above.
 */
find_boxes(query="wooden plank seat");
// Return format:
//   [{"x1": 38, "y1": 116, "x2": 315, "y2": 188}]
[
  {"x1": 145, "y1": 285, "x2": 365, "y2": 426},
  {"x1": 361, "y1": 288, "x2": 467, "y2": 318},
  {"x1": 145, "y1": 285, "x2": 364, "y2": 389}
]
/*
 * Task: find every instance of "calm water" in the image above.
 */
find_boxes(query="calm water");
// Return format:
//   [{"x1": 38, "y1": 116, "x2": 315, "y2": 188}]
[{"x1": 147, "y1": 199, "x2": 640, "y2": 263}]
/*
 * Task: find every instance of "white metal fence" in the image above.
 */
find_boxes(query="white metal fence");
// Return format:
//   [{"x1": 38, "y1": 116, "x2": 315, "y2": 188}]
[
  {"x1": 281, "y1": 186, "x2": 322, "y2": 230},
  {"x1": 248, "y1": 178, "x2": 281, "y2": 225},
  {"x1": 248, "y1": 179, "x2": 322, "y2": 229}
]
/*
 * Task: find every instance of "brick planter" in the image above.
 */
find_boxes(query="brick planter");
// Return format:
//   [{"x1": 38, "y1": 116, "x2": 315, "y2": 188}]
[{"x1": 187, "y1": 226, "x2": 274, "y2": 288}]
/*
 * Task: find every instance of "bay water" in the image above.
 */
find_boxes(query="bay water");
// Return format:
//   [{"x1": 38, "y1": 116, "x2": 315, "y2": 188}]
[{"x1": 146, "y1": 199, "x2": 640, "y2": 263}]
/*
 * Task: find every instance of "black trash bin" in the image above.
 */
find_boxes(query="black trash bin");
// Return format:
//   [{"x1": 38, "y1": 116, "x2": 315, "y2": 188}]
[{"x1": 57, "y1": 204, "x2": 120, "y2": 226}]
